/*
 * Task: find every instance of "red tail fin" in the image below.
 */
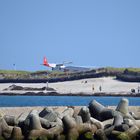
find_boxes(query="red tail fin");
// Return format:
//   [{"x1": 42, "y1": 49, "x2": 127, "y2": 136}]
[{"x1": 43, "y1": 57, "x2": 49, "y2": 67}]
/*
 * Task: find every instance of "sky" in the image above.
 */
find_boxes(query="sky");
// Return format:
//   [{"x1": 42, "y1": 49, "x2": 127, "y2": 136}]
[{"x1": 0, "y1": 0, "x2": 140, "y2": 71}]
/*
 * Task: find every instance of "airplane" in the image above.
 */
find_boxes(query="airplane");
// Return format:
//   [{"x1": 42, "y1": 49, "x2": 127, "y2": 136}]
[
  {"x1": 42, "y1": 57, "x2": 93, "y2": 72},
  {"x1": 42, "y1": 57, "x2": 72, "y2": 71}
]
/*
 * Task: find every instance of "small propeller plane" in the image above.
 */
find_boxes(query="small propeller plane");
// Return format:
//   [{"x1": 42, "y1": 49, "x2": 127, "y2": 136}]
[{"x1": 42, "y1": 57, "x2": 72, "y2": 71}]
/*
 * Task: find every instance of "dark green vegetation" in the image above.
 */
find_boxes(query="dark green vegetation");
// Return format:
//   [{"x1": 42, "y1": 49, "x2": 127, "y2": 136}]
[
  {"x1": 0, "y1": 67, "x2": 140, "y2": 83},
  {"x1": 116, "y1": 68, "x2": 140, "y2": 82}
]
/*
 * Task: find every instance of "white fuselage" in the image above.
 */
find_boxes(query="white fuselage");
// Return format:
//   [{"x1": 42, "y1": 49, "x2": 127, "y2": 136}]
[{"x1": 49, "y1": 63, "x2": 66, "y2": 71}]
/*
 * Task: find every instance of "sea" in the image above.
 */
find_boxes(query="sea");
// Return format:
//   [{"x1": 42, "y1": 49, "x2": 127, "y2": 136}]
[{"x1": 0, "y1": 96, "x2": 139, "y2": 107}]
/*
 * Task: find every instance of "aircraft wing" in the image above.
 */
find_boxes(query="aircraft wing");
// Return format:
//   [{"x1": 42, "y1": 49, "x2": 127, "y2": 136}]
[{"x1": 56, "y1": 61, "x2": 72, "y2": 66}]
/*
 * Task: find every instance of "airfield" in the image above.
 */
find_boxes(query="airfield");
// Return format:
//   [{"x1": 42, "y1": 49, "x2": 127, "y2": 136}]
[{"x1": 0, "y1": 77, "x2": 139, "y2": 95}]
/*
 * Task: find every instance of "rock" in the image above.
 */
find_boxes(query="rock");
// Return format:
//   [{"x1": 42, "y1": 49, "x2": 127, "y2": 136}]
[
  {"x1": 3, "y1": 84, "x2": 55, "y2": 91},
  {"x1": 3, "y1": 85, "x2": 23, "y2": 91}
]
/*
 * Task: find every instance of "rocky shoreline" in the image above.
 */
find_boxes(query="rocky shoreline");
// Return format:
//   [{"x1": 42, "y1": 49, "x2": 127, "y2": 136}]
[{"x1": 0, "y1": 98, "x2": 140, "y2": 140}]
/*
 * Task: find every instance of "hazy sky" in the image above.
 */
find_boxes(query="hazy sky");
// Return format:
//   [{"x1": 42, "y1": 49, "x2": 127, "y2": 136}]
[{"x1": 0, "y1": 0, "x2": 140, "y2": 71}]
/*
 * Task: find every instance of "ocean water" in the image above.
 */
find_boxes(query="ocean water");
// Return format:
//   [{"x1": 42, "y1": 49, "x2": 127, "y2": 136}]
[{"x1": 0, "y1": 96, "x2": 139, "y2": 107}]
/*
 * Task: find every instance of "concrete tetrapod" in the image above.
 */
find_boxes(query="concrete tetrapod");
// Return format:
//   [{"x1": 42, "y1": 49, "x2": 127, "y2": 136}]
[
  {"x1": 10, "y1": 126, "x2": 24, "y2": 140},
  {"x1": 62, "y1": 115, "x2": 97, "y2": 140},
  {"x1": 28, "y1": 125, "x2": 63, "y2": 140},
  {"x1": 0, "y1": 117, "x2": 13, "y2": 139},
  {"x1": 74, "y1": 115, "x2": 83, "y2": 124},
  {"x1": 95, "y1": 129, "x2": 108, "y2": 140},
  {"x1": 117, "y1": 125, "x2": 140, "y2": 140},
  {"x1": 90, "y1": 117, "x2": 104, "y2": 129},
  {"x1": 116, "y1": 98, "x2": 129, "y2": 115},
  {"x1": 4, "y1": 115, "x2": 18, "y2": 126},
  {"x1": 59, "y1": 108, "x2": 74, "y2": 119},
  {"x1": 39, "y1": 108, "x2": 58, "y2": 122},
  {"x1": 88, "y1": 100, "x2": 105, "y2": 120},
  {"x1": 78, "y1": 106, "x2": 91, "y2": 123},
  {"x1": 113, "y1": 112, "x2": 124, "y2": 126},
  {"x1": 99, "y1": 109, "x2": 115, "y2": 121}
]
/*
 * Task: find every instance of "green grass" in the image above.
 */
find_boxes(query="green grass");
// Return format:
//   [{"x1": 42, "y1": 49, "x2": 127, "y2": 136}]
[
  {"x1": 105, "y1": 67, "x2": 126, "y2": 71},
  {"x1": 125, "y1": 68, "x2": 140, "y2": 72},
  {"x1": 105, "y1": 67, "x2": 140, "y2": 73},
  {"x1": 0, "y1": 70, "x2": 30, "y2": 75}
]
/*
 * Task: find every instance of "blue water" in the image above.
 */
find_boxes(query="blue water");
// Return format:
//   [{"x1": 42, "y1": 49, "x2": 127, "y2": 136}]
[{"x1": 0, "y1": 96, "x2": 140, "y2": 107}]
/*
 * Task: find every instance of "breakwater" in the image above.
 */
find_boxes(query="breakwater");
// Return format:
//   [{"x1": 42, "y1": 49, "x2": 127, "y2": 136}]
[{"x1": 0, "y1": 98, "x2": 140, "y2": 140}]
